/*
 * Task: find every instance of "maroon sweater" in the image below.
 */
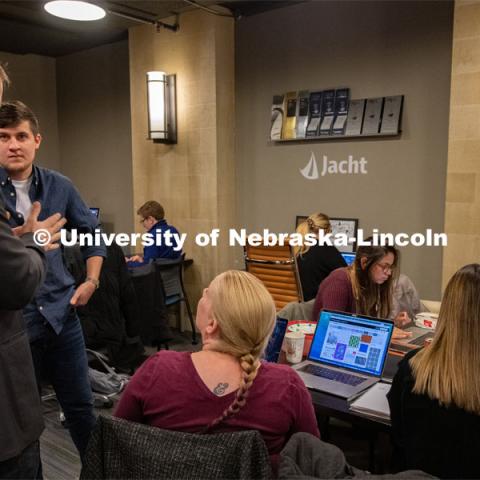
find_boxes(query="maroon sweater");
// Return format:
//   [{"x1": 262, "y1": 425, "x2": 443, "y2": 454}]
[
  {"x1": 312, "y1": 267, "x2": 356, "y2": 322},
  {"x1": 115, "y1": 351, "x2": 319, "y2": 463}
]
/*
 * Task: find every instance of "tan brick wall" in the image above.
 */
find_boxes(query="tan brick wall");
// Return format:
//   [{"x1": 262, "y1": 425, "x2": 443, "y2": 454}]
[
  {"x1": 128, "y1": 10, "x2": 235, "y2": 320},
  {"x1": 443, "y1": 0, "x2": 480, "y2": 287}
]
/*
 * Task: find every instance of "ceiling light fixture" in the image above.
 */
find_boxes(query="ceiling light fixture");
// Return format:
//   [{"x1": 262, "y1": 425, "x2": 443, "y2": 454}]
[{"x1": 44, "y1": 1, "x2": 106, "y2": 21}]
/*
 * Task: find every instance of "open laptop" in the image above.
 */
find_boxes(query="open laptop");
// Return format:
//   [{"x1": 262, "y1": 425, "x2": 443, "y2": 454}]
[
  {"x1": 389, "y1": 325, "x2": 435, "y2": 354},
  {"x1": 292, "y1": 309, "x2": 394, "y2": 399},
  {"x1": 264, "y1": 317, "x2": 288, "y2": 363}
]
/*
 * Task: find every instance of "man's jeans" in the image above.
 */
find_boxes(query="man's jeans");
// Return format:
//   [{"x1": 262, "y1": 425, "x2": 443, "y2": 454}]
[
  {"x1": 0, "y1": 441, "x2": 41, "y2": 479},
  {"x1": 28, "y1": 309, "x2": 96, "y2": 459}
]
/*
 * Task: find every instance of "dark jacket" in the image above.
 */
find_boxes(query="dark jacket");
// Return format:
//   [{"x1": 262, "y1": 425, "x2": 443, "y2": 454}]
[
  {"x1": 0, "y1": 193, "x2": 45, "y2": 461},
  {"x1": 278, "y1": 432, "x2": 434, "y2": 479},
  {"x1": 76, "y1": 244, "x2": 144, "y2": 370}
]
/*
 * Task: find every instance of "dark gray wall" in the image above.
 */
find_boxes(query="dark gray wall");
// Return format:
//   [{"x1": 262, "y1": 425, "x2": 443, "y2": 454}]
[
  {"x1": 235, "y1": 1, "x2": 453, "y2": 299},
  {"x1": 56, "y1": 41, "x2": 133, "y2": 235},
  {"x1": 0, "y1": 52, "x2": 60, "y2": 171}
]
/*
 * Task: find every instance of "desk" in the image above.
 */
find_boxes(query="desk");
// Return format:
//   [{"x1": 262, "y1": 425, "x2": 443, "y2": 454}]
[
  {"x1": 305, "y1": 352, "x2": 401, "y2": 473},
  {"x1": 307, "y1": 352, "x2": 400, "y2": 427}
]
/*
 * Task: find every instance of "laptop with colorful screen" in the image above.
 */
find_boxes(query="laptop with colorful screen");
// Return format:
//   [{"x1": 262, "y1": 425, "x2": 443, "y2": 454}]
[{"x1": 292, "y1": 309, "x2": 394, "y2": 399}]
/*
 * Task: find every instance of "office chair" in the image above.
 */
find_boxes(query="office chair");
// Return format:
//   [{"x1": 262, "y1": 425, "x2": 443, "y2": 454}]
[
  {"x1": 244, "y1": 244, "x2": 304, "y2": 310},
  {"x1": 154, "y1": 254, "x2": 197, "y2": 344}
]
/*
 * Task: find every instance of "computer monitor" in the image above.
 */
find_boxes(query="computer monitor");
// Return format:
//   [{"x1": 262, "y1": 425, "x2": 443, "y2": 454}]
[
  {"x1": 295, "y1": 215, "x2": 358, "y2": 253},
  {"x1": 89, "y1": 207, "x2": 100, "y2": 219},
  {"x1": 341, "y1": 252, "x2": 356, "y2": 266}
]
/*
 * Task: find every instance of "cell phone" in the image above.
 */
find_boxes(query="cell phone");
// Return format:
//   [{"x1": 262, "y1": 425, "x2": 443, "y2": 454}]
[{"x1": 263, "y1": 317, "x2": 288, "y2": 363}]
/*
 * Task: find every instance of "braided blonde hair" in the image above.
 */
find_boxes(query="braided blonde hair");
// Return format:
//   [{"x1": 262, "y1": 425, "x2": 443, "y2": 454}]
[
  {"x1": 294, "y1": 213, "x2": 331, "y2": 256},
  {"x1": 204, "y1": 270, "x2": 276, "y2": 432}
]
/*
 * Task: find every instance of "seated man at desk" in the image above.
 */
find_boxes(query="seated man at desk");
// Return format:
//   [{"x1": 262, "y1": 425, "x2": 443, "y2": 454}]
[{"x1": 126, "y1": 200, "x2": 182, "y2": 267}]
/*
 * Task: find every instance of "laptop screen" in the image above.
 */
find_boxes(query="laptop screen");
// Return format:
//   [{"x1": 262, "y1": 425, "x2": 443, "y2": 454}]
[
  {"x1": 341, "y1": 252, "x2": 356, "y2": 266},
  {"x1": 309, "y1": 310, "x2": 393, "y2": 377},
  {"x1": 264, "y1": 317, "x2": 288, "y2": 363},
  {"x1": 89, "y1": 207, "x2": 100, "y2": 219}
]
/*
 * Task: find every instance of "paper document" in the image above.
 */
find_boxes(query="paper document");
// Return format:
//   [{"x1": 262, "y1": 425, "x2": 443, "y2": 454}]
[{"x1": 349, "y1": 382, "x2": 391, "y2": 421}]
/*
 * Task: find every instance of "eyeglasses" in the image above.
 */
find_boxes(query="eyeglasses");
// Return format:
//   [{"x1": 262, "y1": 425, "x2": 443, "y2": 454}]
[
  {"x1": 375, "y1": 262, "x2": 394, "y2": 273},
  {"x1": 139, "y1": 218, "x2": 147, "y2": 224}
]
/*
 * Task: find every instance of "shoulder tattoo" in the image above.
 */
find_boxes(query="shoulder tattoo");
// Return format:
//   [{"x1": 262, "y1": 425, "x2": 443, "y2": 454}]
[{"x1": 213, "y1": 382, "x2": 229, "y2": 396}]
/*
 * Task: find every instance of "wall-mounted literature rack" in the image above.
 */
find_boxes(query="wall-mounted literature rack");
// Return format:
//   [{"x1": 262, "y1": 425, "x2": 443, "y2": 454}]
[
  {"x1": 272, "y1": 132, "x2": 401, "y2": 143},
  {"x1": 270, "y1": 89, "x2": 404, "y2": 142}
]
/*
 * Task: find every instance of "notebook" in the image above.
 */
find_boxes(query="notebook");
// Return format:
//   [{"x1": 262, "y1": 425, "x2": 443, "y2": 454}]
[
  {"x1": 292, "y1": 309, "x2": 394, "y2": 399},
  {"x1": 349, "y1": 381, "x2": 391, "y2": 421}
]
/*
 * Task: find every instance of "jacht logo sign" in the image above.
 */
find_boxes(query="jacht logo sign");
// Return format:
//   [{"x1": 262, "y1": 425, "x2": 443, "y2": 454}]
[{"x1": 300, "y1": 152, "x2": 368, "y2": 180}]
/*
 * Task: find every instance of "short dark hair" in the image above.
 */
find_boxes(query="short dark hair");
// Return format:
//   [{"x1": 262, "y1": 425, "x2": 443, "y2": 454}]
[
  {"x1": 0, "y1": 101, "x2": 40, "y2": 136},
  {"x1": 137, "y1": 200, "x2": 165, "y2": 221}
]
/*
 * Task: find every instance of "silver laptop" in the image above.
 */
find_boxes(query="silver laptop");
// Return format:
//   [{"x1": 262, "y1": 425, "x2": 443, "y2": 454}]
[
  {"x1": 293, "y1": 309, "x2": 394, "y2": 400},
  {"x1": 389, "y1": 324, "x2": 435, "y2": 354}
]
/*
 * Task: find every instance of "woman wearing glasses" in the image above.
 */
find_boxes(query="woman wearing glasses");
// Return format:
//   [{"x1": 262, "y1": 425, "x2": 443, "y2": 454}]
[{"x1": 312, "y1": 242, "x2": 411, "y2": 339}]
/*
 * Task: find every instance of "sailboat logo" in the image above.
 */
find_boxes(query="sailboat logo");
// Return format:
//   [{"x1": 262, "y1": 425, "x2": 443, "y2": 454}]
[{"x1": 300, "y1": 152, "x2": 319, "y2": 180}]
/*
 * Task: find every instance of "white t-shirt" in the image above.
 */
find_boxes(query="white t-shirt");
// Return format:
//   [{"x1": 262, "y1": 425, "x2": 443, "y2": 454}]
[{"x1": 12, "y1": 176, "x2": 33, "y2": 222}]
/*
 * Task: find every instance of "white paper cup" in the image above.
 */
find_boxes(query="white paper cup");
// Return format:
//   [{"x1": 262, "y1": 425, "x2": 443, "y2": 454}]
[{"x1": 285, "y1": 332, "x2": 305, "y2": 364}]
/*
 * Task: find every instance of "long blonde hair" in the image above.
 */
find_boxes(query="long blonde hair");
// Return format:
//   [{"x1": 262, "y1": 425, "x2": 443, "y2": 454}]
[
  {"x1": 204, "y1": 270, "x2": 276, "y2": 431},
  {"x1": 410, "y1": 264, "x2": 480, "y2": 414},
  {"x1": 294, "y1": 213, "x2": 331, "y2": 256},
  {"x1": 349, "y1": 242, "x2": 398, "y2": 318}
]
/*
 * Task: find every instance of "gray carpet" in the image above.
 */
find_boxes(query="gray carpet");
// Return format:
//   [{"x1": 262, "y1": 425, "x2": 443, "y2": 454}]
[{"x1": 40, "y1": 329, "x2": 199, "y2": 479}]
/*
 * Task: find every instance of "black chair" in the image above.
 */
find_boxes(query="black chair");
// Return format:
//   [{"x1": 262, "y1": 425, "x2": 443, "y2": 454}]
[
  {"x1": 154, "y1": 254, "x2": 197, "y2": 344},
  {"x1": 129, "y1": 263, "x2": 174, "y2": 349}
]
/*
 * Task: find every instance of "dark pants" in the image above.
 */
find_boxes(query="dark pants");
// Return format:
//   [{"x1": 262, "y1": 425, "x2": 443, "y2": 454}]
[
  {"x1": 28, "y1": 310, "x2": 96, "y2": 460},
  {"x1": 0, "y1": 441, "x2": 41, "y2": 479}
]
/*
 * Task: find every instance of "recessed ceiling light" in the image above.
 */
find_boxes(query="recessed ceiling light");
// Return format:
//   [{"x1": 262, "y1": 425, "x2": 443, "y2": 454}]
[{"x1": 44, "y1": 1, "x2": 106, "y2": 21}]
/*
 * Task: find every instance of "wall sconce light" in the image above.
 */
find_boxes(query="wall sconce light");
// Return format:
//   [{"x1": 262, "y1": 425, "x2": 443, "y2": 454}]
[{"x1": 146, "y1": 71, "x2": 177, "y2": 144}]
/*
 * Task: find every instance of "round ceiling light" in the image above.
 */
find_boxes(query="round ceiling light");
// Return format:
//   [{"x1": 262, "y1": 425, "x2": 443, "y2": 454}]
[{"x1": 44, "y1": 1, "x2": 106, "y2": 21}]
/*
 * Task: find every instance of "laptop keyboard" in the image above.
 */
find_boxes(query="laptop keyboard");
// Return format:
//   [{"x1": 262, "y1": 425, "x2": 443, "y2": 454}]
[
  {"x1": 410, "y1": 332, "x2": 434, "y2": 346},
  {"x1": 302, "y1": 364, "x2": 366, "y2": 386}
]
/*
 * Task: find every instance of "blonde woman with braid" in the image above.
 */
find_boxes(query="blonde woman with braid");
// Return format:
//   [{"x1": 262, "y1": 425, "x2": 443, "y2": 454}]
[
  {"x1": 115, "y1": 270, "x2": 319, "y2": 466},
  {"x1": 295, "y1": 213, "x2": 346, "y2": 301},
  {"x1": 388, "y1": 264, "x2": 480, "y2": 479}
]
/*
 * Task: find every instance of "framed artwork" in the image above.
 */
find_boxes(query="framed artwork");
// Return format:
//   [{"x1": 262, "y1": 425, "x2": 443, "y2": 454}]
[{"x1": 295, "y1": 215, "x2": 359, "y2": 253}]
